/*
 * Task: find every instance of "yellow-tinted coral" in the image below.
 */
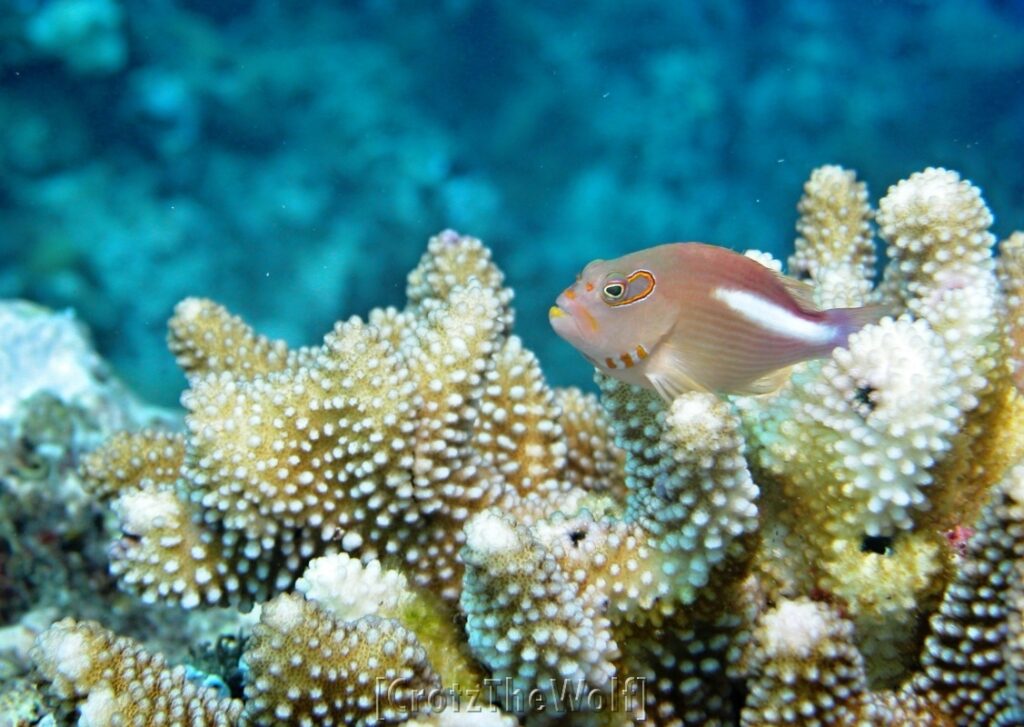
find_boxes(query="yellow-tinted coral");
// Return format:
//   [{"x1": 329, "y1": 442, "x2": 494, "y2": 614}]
[
  {"x1": 32, "y1": 618, "x2": 243, "y2": 725},
  {"x1": 735, "y1": 166, "x2": 1024, "y2": 688},
  {"x1": 83, "y1": 231, "x2": 589, "y2": 610},
  {"x1": 168, "y1": 297, "x2": 292, "y2": 380},
  {"x1": 998, "y1": 232, "x2": 1024, "y2": 391},
  {"x1": 741, "y1": 460, "x2": 1024, "y2": 726},
  {"x1": 81, "y1": 429, "x2": 185, "y2": 500},
  {"x1": 245, "y1": 594, "x2": 439, "y2": 726},
  {"x1": 790, "y1": 164, "x2": 876, "y2": 307},
  {"x1": 296, "y1": 553, "x2": 481, "y2": 689},
  {"x1": 242, "y1": 553, "x2": 486, "y2": 726}
]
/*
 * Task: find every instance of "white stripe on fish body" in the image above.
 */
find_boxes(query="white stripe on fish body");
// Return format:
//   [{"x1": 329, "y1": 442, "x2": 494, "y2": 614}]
[{"x1": 711, "y1": 287, "x2": 837, "y2": 346}]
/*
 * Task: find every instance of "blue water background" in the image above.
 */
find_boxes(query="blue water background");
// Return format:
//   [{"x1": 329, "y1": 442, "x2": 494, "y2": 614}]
[{"x1": 1, "y1": 1, "x2": 1022, "y2": 405}]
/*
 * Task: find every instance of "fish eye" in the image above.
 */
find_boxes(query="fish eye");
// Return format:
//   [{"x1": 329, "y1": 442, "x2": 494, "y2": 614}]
[{"x1": 602, "y1": 277, "x2": 628, "y2": 302}]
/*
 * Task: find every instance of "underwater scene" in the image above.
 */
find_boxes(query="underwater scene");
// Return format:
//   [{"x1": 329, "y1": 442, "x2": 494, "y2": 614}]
[{"x1": 2, "y1": 0, "x2": 1024, "y2": 724}]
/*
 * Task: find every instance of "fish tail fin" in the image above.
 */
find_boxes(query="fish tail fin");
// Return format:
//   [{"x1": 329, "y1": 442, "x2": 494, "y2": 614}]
[{"x1": 825, "y1": 303, "x2": 894, "y2": 347}]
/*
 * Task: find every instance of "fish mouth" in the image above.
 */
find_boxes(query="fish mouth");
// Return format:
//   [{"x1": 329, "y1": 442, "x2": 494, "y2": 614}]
[{"x1": 549, "y1": 301, "x2": 581, "y2": 340}]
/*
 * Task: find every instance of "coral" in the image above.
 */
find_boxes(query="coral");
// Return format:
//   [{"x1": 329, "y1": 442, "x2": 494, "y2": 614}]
[
  {"x1": 741, "y1": 460, "x2": 1024, "y2": 726},
  {"x1": 741, "y1": 596, "x2": 943, "y2": 725},
  {"x1": 738, "y1": 166, "x2": 1024, "y2": 687},
  {"x1": 79, "y1": 231, "x2": 587, "y2": 612},
  {"x1": 32, "y1": 618, "x2": 244, "y2": 724},
  {"x1": 909, "y1": 462, "x2": 1024, "y2": 724},
  {"x1": 0, "y1": 678, "x2": 49, "y2": 727},
  {"x1": 789, "y1": 164, "x2": 876, "y2": 308},
  {"x1": 460, "y1": 510, "x2": 619, "y2": 704},
  {"x1": 245, "y1": 595, "x2": 439, "y2": 726},
  {"x1": 27, "y1": 166, "x2": 1024, "y2": 725},
  {"x1": 29, "y1": 553, "x2": 500, "y2": 726},
  {"x1": 167, "y1": 298, "x2": 291, "y2": 381},
  {"x1": 997, "y1": 232, "x2": 1024, "y2": 391},
  {"x1": 292, "y1": 553, "x2": 481, "y2": 690}
]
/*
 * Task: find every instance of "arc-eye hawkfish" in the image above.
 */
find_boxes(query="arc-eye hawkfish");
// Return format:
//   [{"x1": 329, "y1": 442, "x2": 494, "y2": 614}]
[{"x1": 549, "y1": 242, "x2": 887, "y2": 401}]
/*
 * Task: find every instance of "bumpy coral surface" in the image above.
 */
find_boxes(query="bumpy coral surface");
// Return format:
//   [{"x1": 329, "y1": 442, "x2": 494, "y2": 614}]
[
  {"x1": 33, "y1": 618, "x2": 244, "y2": 725},
  {"x1": 29, "y1": 167, "x2": 1024, "y2": 725}
]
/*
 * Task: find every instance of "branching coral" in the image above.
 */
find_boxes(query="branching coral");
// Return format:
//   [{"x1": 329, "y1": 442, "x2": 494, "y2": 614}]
[
  {"x1": 32, "y1": 618, "x2": 244, "y2": 725},
  {"x1": 738, "y1": 166, "x2": 1024, "y2": 687},
  {"x1": 789, "y1": 164, "x2": 876, "y2": 308},
  {"x1": 742, "y1": 459, "x2": 1024, "y2": 726},
  {"x1": 80, "y1": 231, "x2": 584, "y2": 611},
  {"x1": 31, "y1": 167, "x2": 1024, "y2": 725},
  {"x1": 33, "y1": 553, "x2": 493, "y2": 726}
]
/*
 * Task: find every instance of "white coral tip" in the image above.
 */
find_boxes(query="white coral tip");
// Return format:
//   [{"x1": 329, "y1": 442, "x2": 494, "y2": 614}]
[
  {"x1": 760, "y1": 599, "x2": 830, "y2": 658},
  {"x1": 115, "y1": 490, "x2": 182, "y2": 536},
  {"x1": 36, "y1": 625, "x2": 92, "y2": 684},
  {"x1": 261, "y1": 594, "x2": 305, "y2": 633},
  {"x1": 463, "y1": 511, "x2": 519, "y2": 559}
]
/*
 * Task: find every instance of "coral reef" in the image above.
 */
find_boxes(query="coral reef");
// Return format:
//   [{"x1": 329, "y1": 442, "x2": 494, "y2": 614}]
[
  {"x1": 0, "y1": 299, "x2": 254, "y2": 725},
  {"x1": 19, "y1": 167, "x2": 1024, "y2": 725},
  {"x1": 0, "y1": 300, "x2": 173, "y2": 626}
]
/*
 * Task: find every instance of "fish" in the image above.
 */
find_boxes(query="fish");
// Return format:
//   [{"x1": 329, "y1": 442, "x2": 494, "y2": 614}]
[{"x1": 549, "y1": 242, "x2": 887, "y2": 401}]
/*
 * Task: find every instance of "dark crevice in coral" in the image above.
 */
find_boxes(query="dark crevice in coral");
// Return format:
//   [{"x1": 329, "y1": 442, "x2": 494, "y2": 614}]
[
  {"x1": 854, "y1": 385, "x2": 878, "y2": 415},
  {"x1": 860, "y1": 534, "x2": 893, "y2": 555},
  {"x1": 189, "y1": 633, "x2": 248, "y2": 700}
]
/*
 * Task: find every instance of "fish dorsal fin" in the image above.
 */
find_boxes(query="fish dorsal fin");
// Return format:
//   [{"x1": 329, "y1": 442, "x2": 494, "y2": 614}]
[
  {"x1": 771, "y1": 271, "x2": 819, "y2": 312},
  {"x1": 645, "y1": 340, "x2": 709, "y2": 402},
  {"x1": 731, "y1": 364, "x2": 794, "y2": 396}
]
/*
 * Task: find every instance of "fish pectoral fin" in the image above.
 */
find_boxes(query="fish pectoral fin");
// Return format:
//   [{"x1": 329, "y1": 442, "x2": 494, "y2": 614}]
[
  {"x1": 645, "y1": 345, "x2": 709, "y2": 402},
  {"x1": 731, "y1": 365, "x2": 794, "y2": 396}
]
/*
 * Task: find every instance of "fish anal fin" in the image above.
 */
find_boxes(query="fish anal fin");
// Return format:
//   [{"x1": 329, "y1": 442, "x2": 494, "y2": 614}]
[{"x1": 731, "y1": 365, "x2": 794, "y2": 396}]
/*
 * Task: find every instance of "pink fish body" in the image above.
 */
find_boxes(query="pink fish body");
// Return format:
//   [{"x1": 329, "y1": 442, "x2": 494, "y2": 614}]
[{"x1": 549, "y1": 242, "x2": 883, "y2": 400}]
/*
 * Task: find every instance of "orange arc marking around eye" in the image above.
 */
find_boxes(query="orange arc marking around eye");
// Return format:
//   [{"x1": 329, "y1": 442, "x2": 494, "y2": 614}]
[{"x1": 608, "y1": 270, "x2": 656, "y2": 307}]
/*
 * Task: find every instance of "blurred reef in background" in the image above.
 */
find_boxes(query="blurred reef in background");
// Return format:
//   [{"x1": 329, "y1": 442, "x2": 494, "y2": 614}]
[{"x1": 1, "y1": 0, "x2": 1023, "y2": 405}]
